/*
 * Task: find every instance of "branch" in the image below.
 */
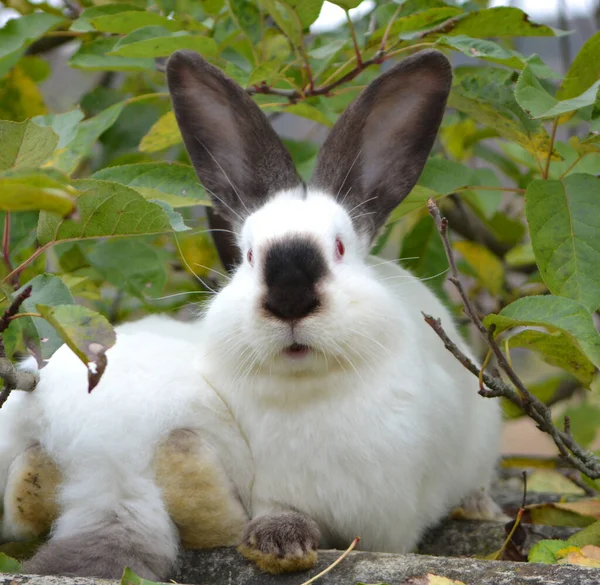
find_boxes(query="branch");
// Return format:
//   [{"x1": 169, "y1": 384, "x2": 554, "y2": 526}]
[
  {"x1": 424, "y1": 197, "x2": 600, "y2": 480},
  {"x1": 0, "y1": 286, "x2": 39, "y2": 408}
]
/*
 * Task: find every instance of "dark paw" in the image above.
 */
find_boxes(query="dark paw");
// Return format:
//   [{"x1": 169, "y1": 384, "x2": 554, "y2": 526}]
[{"x1": 238, "y1": 511, "x2": 320, "y2": 573}]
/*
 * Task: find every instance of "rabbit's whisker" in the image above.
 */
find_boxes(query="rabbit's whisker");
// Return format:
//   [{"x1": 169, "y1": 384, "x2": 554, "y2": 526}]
[
  {"x1": 192, "y1": 263, "x2": 231, "y2": 281},
  {"x1": 347, "y1": 196, "x2": 378, "y2": 216},
  {"x1": 174, "y1": 233, "x2": 219, "y2": 294},
  {"x1": 336, "y1": 149, "x2": 362, "y2": 203}
]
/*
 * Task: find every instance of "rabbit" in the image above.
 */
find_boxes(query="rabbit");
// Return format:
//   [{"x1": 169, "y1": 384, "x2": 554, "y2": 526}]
[
  {"x1": 0, "y1": 48, "x2": 502, "y2": 579},
  {"x1": 0, "y1": 327, "x2": 252, "y2": 580},
  {"x1": 164, "y1": 48, "x2": 503, "y2": 572}
]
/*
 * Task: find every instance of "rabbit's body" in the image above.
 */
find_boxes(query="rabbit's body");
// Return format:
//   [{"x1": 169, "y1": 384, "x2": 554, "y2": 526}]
[{"x1": 0, "y1": 49, "x2": 503, "y2": 579}]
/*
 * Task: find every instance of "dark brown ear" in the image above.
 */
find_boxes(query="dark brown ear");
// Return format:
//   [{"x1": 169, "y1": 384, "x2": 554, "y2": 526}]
[
  {"x1": 166, "y1": 50, "x2": 301, "y2": 226},
  {"x1": 310, "y1": 50, "x2": 452, "y2": 243}
]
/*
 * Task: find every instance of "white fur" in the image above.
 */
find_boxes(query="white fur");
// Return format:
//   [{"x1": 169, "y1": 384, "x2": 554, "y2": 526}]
[
  {"x1": 196, "y1": 188, "x2": 502, "y2": 551},
  {"x1": 0, "y1": 187, "x2": 500, "y2": 561}
]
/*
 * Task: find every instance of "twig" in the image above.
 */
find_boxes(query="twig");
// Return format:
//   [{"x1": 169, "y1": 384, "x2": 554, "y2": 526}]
[
  {"x1": 559, "y1": 154, "x2": 584, "y2": 179},
  {"x1": 1, "y1": 242, "x2": 53, "y2": 285},
  {"x1": 0, "y1": 286, "x2": 39, "y2": 407},
  {"x1": 424, "y1": 197, "x2": 600, "y2": 480},
  {"x1": 2, "y1": 213, "x2": 12, "y2": 274},
  {"x1": 297, "y1": 537, "x2": 360, "y2": 585},
  {"x1": 379, "y1": 5, "x2": 402, "y2": 54},
  {"x1": 544, "y1": 118, "x2": 559, "y2": 179},
  {"x1": 346, "y1": 11, "x2": 363, "y2": 69}
]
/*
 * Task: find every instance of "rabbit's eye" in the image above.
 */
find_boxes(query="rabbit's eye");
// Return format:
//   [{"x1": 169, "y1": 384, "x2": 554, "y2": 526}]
[
  {"x1": 247, "y1": 249, "x2": 254, "y2": 266},
  {"x1": 335, "y1": 237, "x2": 345, "y2": 260}
]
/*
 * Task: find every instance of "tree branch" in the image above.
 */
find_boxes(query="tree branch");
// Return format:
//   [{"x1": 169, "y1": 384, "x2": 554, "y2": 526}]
[
  {"x1": 0, "y1": 286, "x2": 39, "y2": 408},
  {"x1": 424, "y1": 197, "x2": 600, "y2": 480}
]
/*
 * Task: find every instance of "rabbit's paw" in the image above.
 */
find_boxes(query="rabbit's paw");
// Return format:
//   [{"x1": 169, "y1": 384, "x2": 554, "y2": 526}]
[
  {"x1": 238, "y1": 511, "x2": 320, "y2": 574},
  {"x1": 452, "y1": 489, "x2": 508, "y2": 521}
]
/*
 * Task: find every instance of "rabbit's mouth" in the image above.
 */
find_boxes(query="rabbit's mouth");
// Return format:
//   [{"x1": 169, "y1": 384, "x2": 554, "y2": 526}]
[{"x1": 283, "y1": 342, "x2": 311, "y2": 359}]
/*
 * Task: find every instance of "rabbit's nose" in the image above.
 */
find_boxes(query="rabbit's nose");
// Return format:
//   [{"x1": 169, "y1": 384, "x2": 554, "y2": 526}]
[{"x1": 262, "y1": 236, "x2": 328, "y2": 322}]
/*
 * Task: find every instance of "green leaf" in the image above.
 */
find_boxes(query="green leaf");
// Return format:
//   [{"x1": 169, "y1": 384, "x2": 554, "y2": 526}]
[
  {"x1": 454, "y1": 241, "x2": 503, "y2": 295},
  {"x1": 260, "y1": 0, "x2": 302, "y2": 46},
  {"x1": 109, "y1": 27, "x2": 218, "y2": 58},
  {"x1": 91, "y1": 163, "x2": 209, "y2": 208},
  {"x1": 0, "y1": 120, "x2": 58, "y2": 171},
  {"x1": 568, "y1": 520, "x2": 600, "y2": 548},
  {"x1": 0, "y1": 552, "x2": 22, "y2": 573},
  {"x1": 483, "y1": 295, "x2": 600, "y2": 369},
  {"x1": 558, "y1": 31, "x2": 600, "y2": 100},
  {"x1": 528, "y1": 539, "x2": 569, "y2": 564},
  {"x1": 443, "y1": 7, "x2": 563, "y2": 38},
  {"x1": 400, "y1": 215, "x2": 448, "y2": 295},
  {"x1": 559, "y1": 403, "x2": 600, "y2": 448},
  {"x1": 16, "y1": 274, "x2": 74, "y2": 360},
  {"x1": 390, "y1": 186, "x2": 438, "y2": 221},
  {"x1": 37, "y1": 179, "x2": 187, "y2": 246},
  {"x1": 516, "y1": 65, "x2": 600, "y2": 120},
  {"x1": 438, "y1": 36, "x2": 559, "y2": 78},
  {"x1": 32, "y1": 109, "x2": 85, "y2": 149},
  {"x1": 508, "y1": 330, "x2": 596, "y2": 387},
  {"x1": 70, "y1": 3, "x2": 145, "y2": 33},
  {"x1": 69, "y1": 37, "x2": 155, "y2": 72},
  {"x1": 0, "y1": 13, "x2": 64, "y2": 78},
  {"x1": 36, "y1": 304, "x2": 116, "y2": 392},
  {"x1": 139, "y1": 111, "x2": 181, "y2": 152},
  {"x1": 90, "y1": 12, "x2": 187, "y2": 34},
  {"x1": 526, "y1": 175, "x2": 600, "y2": 312},
  {"x1": 121, "y1": 566, "x2": 160, "y2": 585},
  {"x1": 328, "y1": 0, "x2": 362, "y2": 8},
  {"x1": 87, "y1": 240, "x2": 166, "y2": 299},
  {"x1": 284, "y1": 103, "x2": 333, "y2": 127},
  {"x1": 0, "y1": 173, "x2": 76, "y2": 215},
  {"x1": 46, "y1": 102, "x2": 126, "y2": 174},
  {"x1": 285, "y1": 0, "x2": 324, "y2": 28},
  {"x1": 0, "y1": 65, "x2": 47, "y2": 122}
]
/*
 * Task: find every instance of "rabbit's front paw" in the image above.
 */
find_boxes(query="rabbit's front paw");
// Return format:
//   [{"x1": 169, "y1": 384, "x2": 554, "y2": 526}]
[{"x1": 238, "y1": 511, "x2": 320, "y2": 574}]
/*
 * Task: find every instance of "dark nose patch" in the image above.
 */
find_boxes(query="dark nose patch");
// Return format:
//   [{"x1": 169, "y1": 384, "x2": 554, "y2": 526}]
[{"x1": 263, "y1": 236, "x2": 328, "y2": 321}]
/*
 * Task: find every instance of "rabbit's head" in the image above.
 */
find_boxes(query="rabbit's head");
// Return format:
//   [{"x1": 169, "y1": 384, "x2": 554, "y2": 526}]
[{"x1": 167, "y1": 50, "x2": 451, "y2": 382}]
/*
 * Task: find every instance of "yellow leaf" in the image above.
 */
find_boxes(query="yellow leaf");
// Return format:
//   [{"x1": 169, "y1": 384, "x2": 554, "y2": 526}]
[
  {"x1": 0, "y1": 66, "x2": 46, "y2": 122},
  {"x1": 557, "y1": 545, "x2": 600, "y2": 567},
  {"x1": 454, "y1": 240, "x2": 504, "y2": 295},
  {"x1": 527, "y1": 469, "x2": 585, "y2": 496},
  {"x1": 139, "y1": 111, "x2": 182, "y2": 153},
  {"x1": 402, "y1": 574, "x2": 467, "y2": 585}
]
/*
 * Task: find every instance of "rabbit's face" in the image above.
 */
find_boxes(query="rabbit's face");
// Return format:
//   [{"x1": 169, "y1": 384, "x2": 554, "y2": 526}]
[
  {"x1": 203, "y1": 188, "x2": 400, "y2": 377},
  {"x1": 166, "y1": 49, "x2": 452, "y2": 378}
]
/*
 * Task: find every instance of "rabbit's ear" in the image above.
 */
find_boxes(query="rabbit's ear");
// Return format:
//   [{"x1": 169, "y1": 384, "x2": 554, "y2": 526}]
[
  {"x1": 310, "y1": 50, "x2": 452, "y2": 242},
  {"x1": 166, "y1": 51, "x2": 301, "y2": 225}
]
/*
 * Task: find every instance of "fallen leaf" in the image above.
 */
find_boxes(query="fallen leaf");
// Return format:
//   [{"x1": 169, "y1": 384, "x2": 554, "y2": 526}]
[
  {"x1": 525, "y1": 499, "x2": 600, "y2": 527},
  {"x1": 557, "y1": 545, "x2": 600, "y2": 567},
  {"x1": 401, "y1": 575, "x2": 466, "y2": 585},
  {"x1": 527, "y1": 469, "x2": 585, "y2": 495}
]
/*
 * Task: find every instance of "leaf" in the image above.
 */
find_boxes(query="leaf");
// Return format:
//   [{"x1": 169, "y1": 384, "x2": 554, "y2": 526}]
[
  {"x1": 0, "y1": 552, "x2": 22, "y2": 573},
  {"x1": 559, "y1": 403, "x2": 600, "y2": 448},
  {"x1": 442, "y1": 7, "x2": 563, "y2": 38},
  {"x1": 508, "y1": 330, "x2": 596, "y2": 387},
  {"x1": 559, "y1": 31, "x2": 600, "y2": 100},
  {"x1": 139, "y1": 111, "x2": 181, "y2": 153},
  {"x1": 438, "y1": 36, "x2": 559, "y2": 78},
  {"x1": 91, "y1": 163, "x2": 209, "y2": 208},
  {"x1": 400, "y1": 215, "x2": 448, "y2": 295},
  {"x1": 109, "y1": 27, "x2": 218, "y2": 58},
  {"x1": 0, "y1": 173, "x2": 76, "y2": 216},
  {"x1": 70, "y1": 3, "x2": 145, "y2": 33},
  {"x1": 527, "y1": 470, "x2": 585, "y2": 495},
  {"x1": 454, "y1": 241, "x2": 503, "y2": 295},
  {"x1": 284, "y1": 103, "x2": 332, "y2": 127},
  {"x1": 568, "y1": 520, "x2": 600, "y2": 548},
  {"x1": 121, "y1": 566, "x2": 161, "y2": 585},
  {"x1": 516, "y1": 65, "x2": 600, "y2": 120},
  {"x1": 0, "y1": 65, "x2": 47, "y2": 122},
  {"x1": 32, "y1": 109, "x2": 85, "y2": 149},
  {"x1": 37, "y1": 179, "x2": 187, "y2": 246},
  {"x1": 483, "y1": 296, "x2": 600, "y2": 369},
  {"x1": 390, "y1": 186, "x2": 438, "y2": 221},
  {"x1": 36, "y1": 304, "x2": 116, "y2": 392},
  {"x1": 526, "y1": 175, "x2": 600, "y2": 312},
  {"x1": 529, "y1": 539, "x2": 569, "y2": 563},
  {"x1": 229, "y1": 0, "x2": 262, "y2": 44},
  {"x1": 87, "y1": 240, "x2": 167, "y2": 299},
  {"x1": 558, "y1": 545, "x2": 600, "y2": 567},
  {"x1": 0, "y1": 13, "x2": 64, "y2": 78},
  {"x1": 285, "y1": 0, "x2": 324, "y2": 28},
  {"x1": 525, "y1": 500, "x2": 600, "y2": 528},
  {"x1": 69, "y1": 37, "x2": 155, "y2": 72},
  {"x1": 15, "y1": 274, "x2": 74, "y2": 360},
  {"x1": 0, "y1": 120, "x2": 58, "y2": 171},
  {"x1": 90, "y1": 12, "x2": 187, "y2": 34},
  {"x1": 400, "y1": 575, "x2": 466, "y2": 585},
  {"x1": 328, "y1": 0, "x2": 362, "y2": 9},
  {"x1": 46, "y1": 102, "x2": 126, "y2": 174},
  {"x1": 260, "y1": 0, "x2": 302, "y2": 46}
]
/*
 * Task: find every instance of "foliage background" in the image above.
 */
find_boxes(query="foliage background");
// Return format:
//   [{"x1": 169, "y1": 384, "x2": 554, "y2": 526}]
[{"x1": 1, "y1": 0, "x2": 600, "y2": 494}]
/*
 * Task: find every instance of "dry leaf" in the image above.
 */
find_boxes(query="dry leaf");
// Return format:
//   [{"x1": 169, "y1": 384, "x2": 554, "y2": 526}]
[
  {"x1": 557, "y1": 545, "x2": 600, "y2": 567},
  {"x1": 402, "y1": 574, "x2": 467, "y2": 585}
]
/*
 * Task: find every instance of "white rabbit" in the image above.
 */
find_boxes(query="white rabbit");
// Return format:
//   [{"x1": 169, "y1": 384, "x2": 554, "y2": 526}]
[
  {"x1": 164, "y1": 49, "x2": 503, "y2": 572},
  {"x1": 0, "y1": 48, "x2": 502, "y2": 580}
]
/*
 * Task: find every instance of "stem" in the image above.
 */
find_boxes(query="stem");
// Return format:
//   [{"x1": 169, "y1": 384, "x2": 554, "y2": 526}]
[
  {"x1": 543, "y1": 118, "x2": 559, "y2": 179},
  {"x1": 2, "y1": 213, "x2": 12, "y2": 273},
  {"x1": 298, "y1": 537, "x2": 360, "y2": 585},
  {"x1": 1, "y1": 242, "x2": 53, "y2": 286},
  {"x1": 346, "y1": 11, "x2": 363, "y2": 68},
  {"x1": 560, "y1": 154, "x2": 584, "y2": 179},
  {"x1": 379, "y1": 5, "x2": 402, "y2": 54},
  {"x1": 8, "y1": 312, "x2": 42, "y2": 320},
  {"x1": 454, "y1": 185, "x2": 526, "y2": 194}
]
